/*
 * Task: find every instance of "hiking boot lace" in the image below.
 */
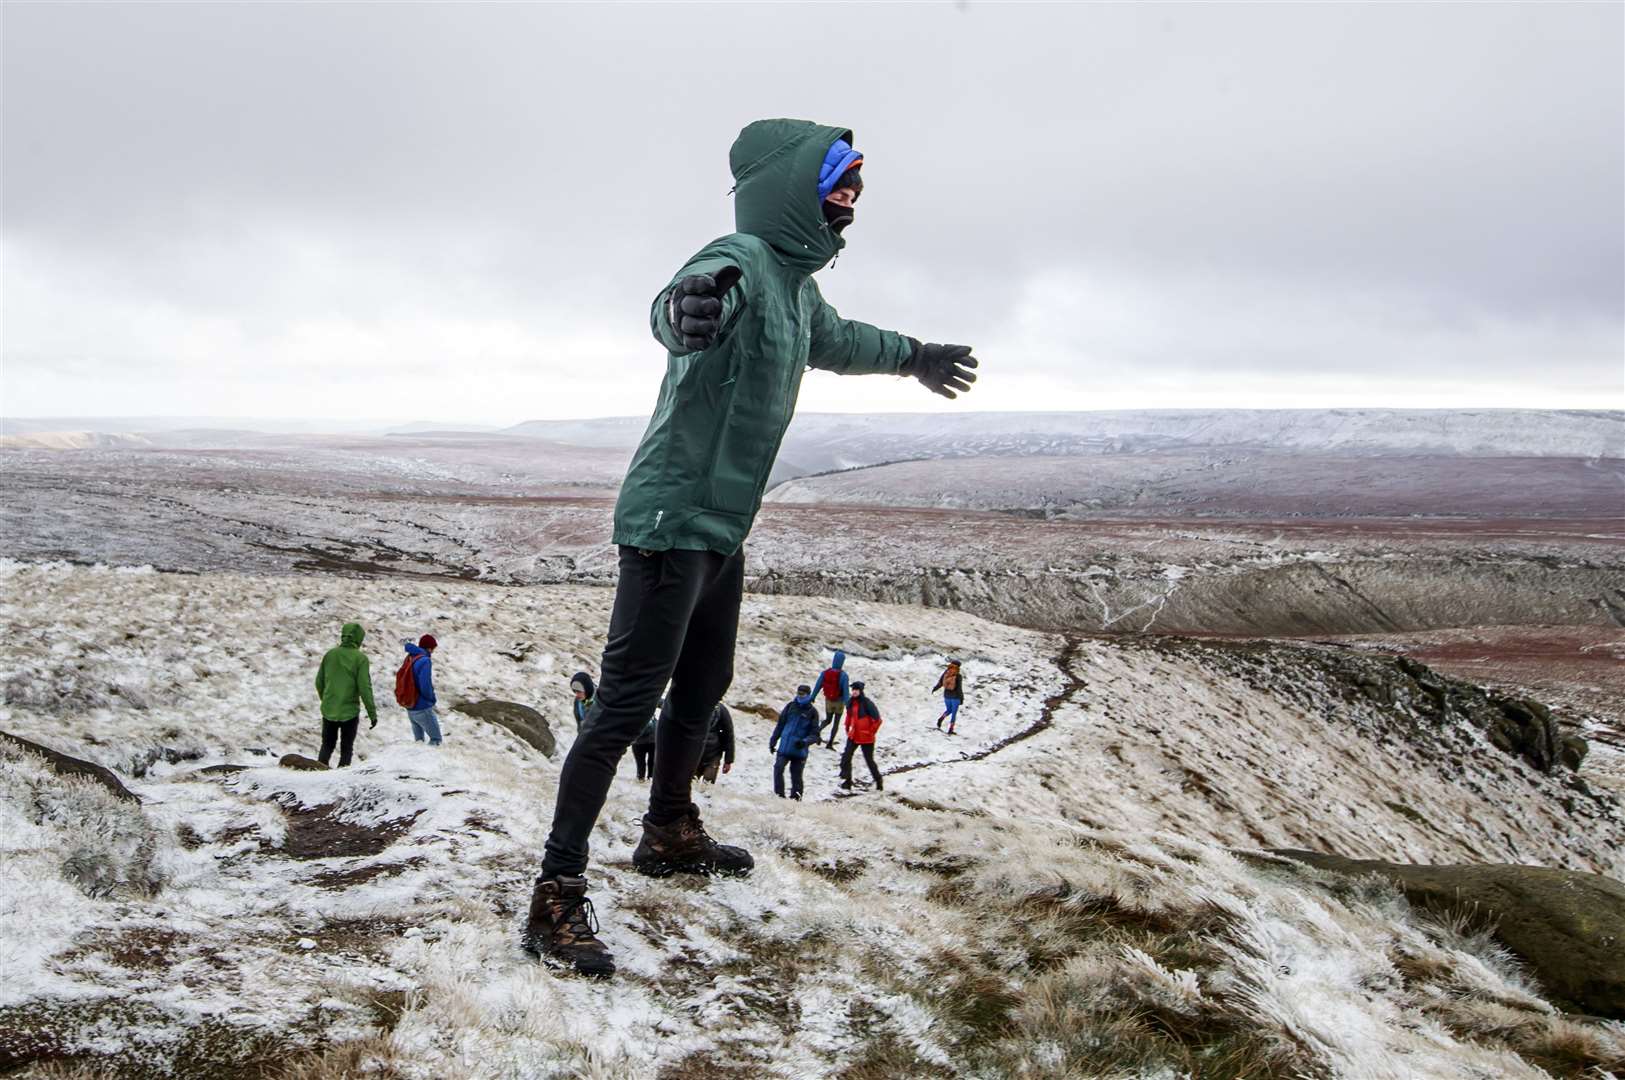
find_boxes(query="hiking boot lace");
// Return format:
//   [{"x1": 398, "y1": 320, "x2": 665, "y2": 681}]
[{"x1": 555, "y1": 894, "x2": 600, "y2": 942}]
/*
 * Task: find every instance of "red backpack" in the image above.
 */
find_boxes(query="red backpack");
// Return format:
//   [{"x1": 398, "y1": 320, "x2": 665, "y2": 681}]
[
  {"x1": 821, "y1": 667, "x2": 843, "y2": 700},
  {"x1": 394, "y1": 654, "x2": 422, "y2": 708}
]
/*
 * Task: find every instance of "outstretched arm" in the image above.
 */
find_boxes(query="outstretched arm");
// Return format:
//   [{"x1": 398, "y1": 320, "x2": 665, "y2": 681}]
[
  {"x1": 650, "y1": 256, "x2": 744, "y2": 355},
  {"x1": 807, "y1": 281, "x2": 979, "y2": 398},
  {"x1": 805, "y1": 284, "x2": 914, "y2": 376}
]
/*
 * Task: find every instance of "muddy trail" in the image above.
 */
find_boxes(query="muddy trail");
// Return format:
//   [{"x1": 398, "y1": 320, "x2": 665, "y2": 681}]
[{"x1": 883, "y1": 635, "x2": 1088, "y2": 780}]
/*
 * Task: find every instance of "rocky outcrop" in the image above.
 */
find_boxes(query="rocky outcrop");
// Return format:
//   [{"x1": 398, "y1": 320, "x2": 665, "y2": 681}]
[
  {"x1": 1371, "y1": 656, "x2": 1572, "y2": 773},
  {"x1": 278, "y1": 753, "x2": 329, "y2": 772},
  {"x1": 1275, "y1": 850, "x2": 1625, "y2": 1020},
  {"x1": 0, "y1": 729, "x2": 139, "y2": 802},
  {"x1": 746, "y1": 557, "x2": 1624, "y2": 637},
  {"x1": 1560, "y1": 735, "x2": 1589, "y2": 771},
  {"x1": 1148, "y1": 641, "x2": 1591, "y2": 776},
  {"x1": 453, "y1": 699, "x2": 555, "y2": 758}
]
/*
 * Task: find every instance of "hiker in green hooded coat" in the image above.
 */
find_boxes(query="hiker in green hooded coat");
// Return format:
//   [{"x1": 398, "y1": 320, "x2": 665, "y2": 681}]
[
  {"x1": 314, "y1": 622, "x2": 378, "y2": 768},
  {"x1": 523, "y1": 119, "x2": 980, "y2": 978}
]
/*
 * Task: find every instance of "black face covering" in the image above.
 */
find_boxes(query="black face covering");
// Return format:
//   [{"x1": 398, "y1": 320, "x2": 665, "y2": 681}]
[{"x1": 822, "y1": 199, "x2": 855, "y2": 235}]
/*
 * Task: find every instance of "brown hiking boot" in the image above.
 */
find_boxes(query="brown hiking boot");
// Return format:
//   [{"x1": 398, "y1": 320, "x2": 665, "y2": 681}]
[
  {"x1": 632, "y1": 805, "x2": 754, "y2": 879},
  {"x1": 521, "y1": 875, "x2": 615, "y2": 978}
]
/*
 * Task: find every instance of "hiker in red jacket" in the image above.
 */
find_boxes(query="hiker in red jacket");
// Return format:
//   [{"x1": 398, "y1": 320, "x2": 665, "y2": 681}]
[{"x1": 839, "y1": 681, "x2": 884, "y2": 792}]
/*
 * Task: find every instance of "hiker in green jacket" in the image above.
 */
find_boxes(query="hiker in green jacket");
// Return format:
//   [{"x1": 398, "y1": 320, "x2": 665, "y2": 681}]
[
  {"x1": 523, "y1": 119, "x2": 980, "y2": 978},
  {"x1": 314, "y1": 622, "x2": 378, "y2": 768}
]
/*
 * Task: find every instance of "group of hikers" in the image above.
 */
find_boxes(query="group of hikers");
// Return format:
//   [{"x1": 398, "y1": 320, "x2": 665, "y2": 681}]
[
  {"x1": 316, "y1": 118, "x2": 978, "y2": 977},
  {"x1": 312, "y1": 625, "x2": 441, "y2": 767},
  {"x1": 314, "y1": 625, "x2": 967, "y2": 803},
  {"x1": 568, "y1": 649, "x2": 966, "y2": 801}
]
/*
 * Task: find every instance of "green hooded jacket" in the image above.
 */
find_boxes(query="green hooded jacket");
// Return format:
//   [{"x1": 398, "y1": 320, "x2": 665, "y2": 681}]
[
  {"x1": 315, "y1": 622, "x2": 377, "y2": 723},
  {"x1": 612, "y1": 119, "x2": 917, "y2": 555}
]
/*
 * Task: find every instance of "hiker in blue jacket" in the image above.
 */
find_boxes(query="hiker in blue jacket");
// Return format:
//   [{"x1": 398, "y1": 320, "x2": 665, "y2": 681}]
[
  {"x1": 769, "y1": 685, "x2": 822, "y2": 800},
  {"x1": 814, "y1": 650, "x2": 851, "y2": 749},
  {"x1": 401, "y1": 635, "x2": 442, "y2": 746}
]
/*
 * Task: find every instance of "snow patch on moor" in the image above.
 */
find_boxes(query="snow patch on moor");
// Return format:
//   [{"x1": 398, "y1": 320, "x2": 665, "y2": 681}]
[{"x1": 1, "y1": 562, "x2": 1622, "y2": 1077}]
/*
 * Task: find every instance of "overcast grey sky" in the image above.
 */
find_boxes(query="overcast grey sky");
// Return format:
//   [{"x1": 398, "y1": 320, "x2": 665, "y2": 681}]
[{"x1": 3, "y1": 2, "x2": 1621, "y2": 423}]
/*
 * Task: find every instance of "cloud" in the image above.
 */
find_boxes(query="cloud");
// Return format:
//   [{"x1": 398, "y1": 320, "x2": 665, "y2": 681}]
[{"x1": 3, "y1": 3, "x2": 1620, "y2": 421}]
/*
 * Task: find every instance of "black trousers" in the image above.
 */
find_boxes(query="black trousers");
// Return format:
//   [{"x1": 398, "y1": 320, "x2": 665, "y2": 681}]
[
  {"x1": 632, "y1": 743, "x2": 654, "y2": 780},
  {"x1": 319, "y1": 718, "x2": 359, "y2": 768},
  {"x1": 822, "y1": 700, "x2": 844, "y2": 747},
  {"x1": 541, "y1": 545, "x2": 744, "y2": 879},
  {"x1": 840, "y1": 739, "x2": 881, "y2": 786}
]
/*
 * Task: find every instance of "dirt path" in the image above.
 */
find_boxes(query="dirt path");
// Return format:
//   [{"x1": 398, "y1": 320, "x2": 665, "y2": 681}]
[{"x1": 882, "y1": 635, "x2": 1088, "y2": 779}]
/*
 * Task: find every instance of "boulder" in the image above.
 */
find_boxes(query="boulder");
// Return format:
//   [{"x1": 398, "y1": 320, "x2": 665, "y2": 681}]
[
  {"x1": 453, "y1": 699, "x2": 555, "y2": 757},
  {"x1": 278, "y1": 753, "x2": 330, "y2": 772},
  {"x1": 1560, "y1": 734, "x2": 1589, "y2": 772},
  {"x1": 0, "y1": 729, "x2": 140, "y2": 803},
  {"x1": 1274, "y1": 849, "x2": 1625, "y2": 1019}
]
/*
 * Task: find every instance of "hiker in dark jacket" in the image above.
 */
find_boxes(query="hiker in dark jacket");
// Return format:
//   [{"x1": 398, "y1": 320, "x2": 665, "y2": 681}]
[
  {"x1": 400, "y1": 635, "x2": 442, "y2": 746},
  {"x1": 315, "y1": 622, "x2": 377, "y2": 767},
  {"x1": 814, "y1": 650, "x2": 851, "y2": 749},
  {"x1": 523, "y1": 118, "x2": 980, "y2": 979},
  {"x1": 933, "y1": 659, "x2": 966, "y2": 735},
  {"x1": 631, "y1": 709, "x2": 658, "y2": 782},
  {"x1": 839, "y1": 681, "x2": 884, "y2": 792},
  {"x1": 570, "y1": 672, "x2": 596, "y2": 732},
  {"x1": 769, "y1": 686, "x2": 821, "y2": 800},
  {"x1": 695, "y1": 704, "x2": 735, "y2": 784}
]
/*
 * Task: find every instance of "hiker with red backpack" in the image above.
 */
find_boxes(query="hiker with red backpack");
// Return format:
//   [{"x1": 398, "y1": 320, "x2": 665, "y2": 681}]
[
  {"x1": 396, "y1": 635, "x2": 442, "y2": 746},
  {"x1": 814, "y1": 649, "x2": 851, "y2": 750}
]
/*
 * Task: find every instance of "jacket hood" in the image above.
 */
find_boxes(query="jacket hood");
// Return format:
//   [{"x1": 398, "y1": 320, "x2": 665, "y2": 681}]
[
  {"x1": 571, "y1": 671, "x2": 596, "y2": 699},
  {"x1": 340, "y1": 623, "x2": 364, "y2": 647},
  {"x1": 731, "y1": 118, "x2": 852, "y2": 273},
  {"x1": 832, "y1": 650, "x2": 846, "y2": 669}
]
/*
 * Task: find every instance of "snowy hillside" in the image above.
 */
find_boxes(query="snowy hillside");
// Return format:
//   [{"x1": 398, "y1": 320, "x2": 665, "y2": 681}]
[
  {"x1": 2, "y1": 561, "x2": 1622, "y2": 1078},
  {"x1": 0, "y1": 431, "x2": 156, "y2": 451},
  {"x1": 765, "y1": 452, "x2": 1625, "y2": 519},
  {"x1": 503, "y1": 409, "x2": 1625, "y2": 484}
]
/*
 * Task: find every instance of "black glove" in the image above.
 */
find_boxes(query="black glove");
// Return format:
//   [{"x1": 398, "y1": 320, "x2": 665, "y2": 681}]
[
  {"x1": 369, "y1": 717, "x2": 378, "y2": 730},
  {"x1": 901, "y1": 340, "x2": 979, "y2": 400},
  {"x1": 666, "y1": 267, "x2": 743, "y2": 351}
]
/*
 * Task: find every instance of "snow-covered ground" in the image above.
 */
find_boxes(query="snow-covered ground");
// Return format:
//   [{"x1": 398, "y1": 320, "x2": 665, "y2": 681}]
[
  {"x1": 2, "y1": 561, "x2": 1622, "y2": 1078},
  {"x1": 764, "y1": 452, "x2": 1624, "y2": 520}
]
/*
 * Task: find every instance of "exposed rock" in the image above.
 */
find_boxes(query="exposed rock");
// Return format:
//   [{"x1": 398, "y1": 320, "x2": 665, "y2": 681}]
[
  {"x1": 1274, "y1": 849, "x2": 1625, "y2": 1020},
  {"x1": 194, "y1": 763, "x2": 249, "y2": 776},
  {"x1": 278, "y1": 753, "x2": 330, "y2": 772},
  {"x1": 0, "y1": 729, "x2": 139, "y2": 803},
  {"x1": 1149, "y1": 643, "x2": 1591, "y2": 776},
  {"x1": 453, "y1": 699, "x2": 555, "y2": 758},
  {"x1": 1560, "y1": 735, "x2": 1589, "y2": 771}
]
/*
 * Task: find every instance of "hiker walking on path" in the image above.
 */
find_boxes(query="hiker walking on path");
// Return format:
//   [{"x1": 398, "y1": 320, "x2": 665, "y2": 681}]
[
  {"x1": 840, "y1": 681, "x2": 884, "y2": 792},
  {"x1": 933, "y1": 659, "x2": 966, "y2": 735},
  {"x1": 570, "y1": 672, "x2": 596, "y2": 732},
  {"x1": 397, "y1": 635, "x2": 442, "y2": 746},
  {"x1": 631, "y1": 709, "x2": 658, "y2": 781},
  {"x1": 695, "y1": 704, "x2": 736, "y2": 784},
  {"x1": 814, "y1": 650, "x2": 851, "y2": 750},
  {"x1": 522, "y1": 117, "x2": 980, "y2": 978},
  {"x1": 769, "y1": 685, "x2": 821, "y2": 800},
  {"x1": 314, "y1": 622, "x2": 377, "y2": 768}
]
